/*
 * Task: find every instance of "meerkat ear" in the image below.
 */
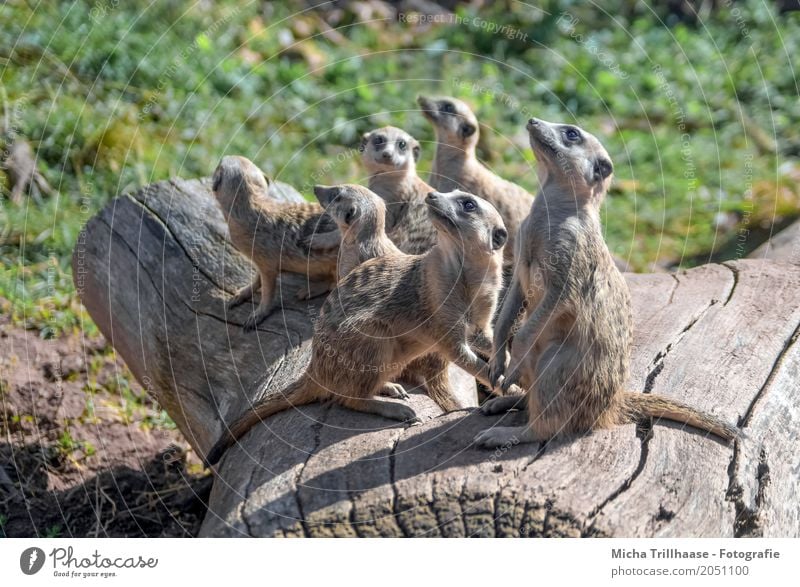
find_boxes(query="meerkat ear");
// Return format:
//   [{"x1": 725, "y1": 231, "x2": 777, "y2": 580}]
[
  {"x1": 460, "y1": 123, "x2": 476, "y2": 139},
  {"x1": 592, "y1": 158, "x2": 613, "y2": 183},
  {"x1": 359, "y1": 132, "x2": 371, "y2": 152},
  {"x1": 212, "y1": 171, "x2": 222, "y2": 192},
  {"x1": 412, "y1": 144, "x2": 421, "y2": 162},
  {"x1": 491, "y1": 227, "x2": 508, "y2": 251}
]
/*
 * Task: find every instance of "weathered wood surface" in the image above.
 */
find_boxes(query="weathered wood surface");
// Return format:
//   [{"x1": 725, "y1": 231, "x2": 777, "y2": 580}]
[
  {"x1": 73, "y1": 177, "x2": 800, "y2": 537},
  {"x1": 749, "y1": 218, "x2": 800, "y2": 264}
]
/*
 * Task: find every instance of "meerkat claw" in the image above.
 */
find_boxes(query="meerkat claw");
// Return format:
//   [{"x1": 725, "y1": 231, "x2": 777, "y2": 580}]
[
  {"x1": 380, "y1": 382, "x2": 411, "y2": 400},
  {"x1": 480, "y1": 395, "x2": 525, "y2": 416},
  {"x1": 242, "y1": 309, "x2": 273, "y2": 332}
]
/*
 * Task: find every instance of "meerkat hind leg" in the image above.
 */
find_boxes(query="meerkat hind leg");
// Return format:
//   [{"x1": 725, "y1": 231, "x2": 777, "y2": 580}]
[
  {"x1": 340, "y1": 395, "x2": 421, "y2": 424},
  {"x1": 474, "y1": 425, "x2": 539, "y2": 449},
  {"x1": 243, "y1": 270, "x2": 277, "y2": 331},
  {"x1": 227, "y1": 274, "x2": 260, "y2": 309}
]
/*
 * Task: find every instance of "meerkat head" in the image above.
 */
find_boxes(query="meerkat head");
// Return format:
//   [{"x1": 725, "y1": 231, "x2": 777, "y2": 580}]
[
  {"x1": 417, "y1": 95, "x2": 479, "y2": 152},
  {"x1": 212, "y1": 156, "x2": 270, "y2": 212},
  {"x1": 526, "y1": 118, "x2": 613, "y2": 198},
  {"x1": 314, "y1": 184, "x2": 387, "y2": 240},
  {"x1": 359, "y1": 126, "x2": 421, "y2": 175},
  {"x1": 425, "y1": 189, "x2": 507, "y2": 258}
]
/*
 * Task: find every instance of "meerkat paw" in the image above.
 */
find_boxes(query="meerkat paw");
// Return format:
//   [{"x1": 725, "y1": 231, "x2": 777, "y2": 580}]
[
  {"x1": 242, "y1": 307, "x2": 274, "y2": 331},
  {"x1": 480, "y1": 395, "x2": 526, "y2": 416},
  {"x1": 474, "y1": 426, "x2": 530, "y2": 449},
  {"x1": 380, "y1": 401, "x2": 422, "y2": 425},
  {"x1": 295, "y1": 281, "x2": 333, "y2": 301},
  {"x1": 227, "y1": 289, "x2": 253, "y2": 309},
  {"x1": 379, "y1": 382, "x2": 410, "y2": 400}
]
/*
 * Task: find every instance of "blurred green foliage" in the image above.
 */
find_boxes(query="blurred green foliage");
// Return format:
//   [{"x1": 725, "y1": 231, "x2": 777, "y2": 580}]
[{"x1": 0, "y1": 0, "x2": 798, "y2": 338}]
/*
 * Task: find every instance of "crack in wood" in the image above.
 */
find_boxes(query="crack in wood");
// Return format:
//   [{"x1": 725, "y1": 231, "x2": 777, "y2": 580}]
[
  {"x1": 128, "y1": 191, "x2": 235, "y2": 295},
  {"x1": 667, "y1": 273, "x2": 680, "y2": 305},
  {"x1": 295, "y1": 403, "x2": 331, "y2": 537},
  {"x1": 727, "y1": 444, "x2": 770, "y2": 537},
  {"x1": 737, "y1": 319, "x2": 800, "y2": 429},
  {"x1": 721, "y1": 262, "x2": 740, "y2": 307}
]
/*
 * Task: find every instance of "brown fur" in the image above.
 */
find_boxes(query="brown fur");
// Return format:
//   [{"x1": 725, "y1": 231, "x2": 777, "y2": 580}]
[
  {"x1": 360, "y1": 126, "x2": 438, "y2": 255},
  {"x1": 417, "y1": 95, "x2": 533, "y2": 268},
  {"x1": 211, "y1": 156, "x2": 339, "y2": 331},
  {"x1": 475, "y1": 118, "x2": 738, "y2": 449},
  {"x1": 206, "y1": 189, "x2": 508, "y2": 465}
]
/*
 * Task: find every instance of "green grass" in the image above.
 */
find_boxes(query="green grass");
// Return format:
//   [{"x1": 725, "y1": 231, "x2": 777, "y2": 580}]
[{"x1": 1, "y1": 0, "x2": 798, "y2": 340}]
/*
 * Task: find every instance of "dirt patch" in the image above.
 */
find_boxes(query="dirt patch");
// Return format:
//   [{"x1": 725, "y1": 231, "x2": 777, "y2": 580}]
[{"x1": 0, "y1": 311, "x2": 210, "y2": 537}]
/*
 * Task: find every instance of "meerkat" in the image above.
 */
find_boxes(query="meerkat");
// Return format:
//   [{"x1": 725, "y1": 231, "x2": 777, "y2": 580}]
[
  {"x1": 313, "y1": 182, "x2": 482, "y2": 407},
  {"x1": 359, "y1": 126, "x2": 438, "y2": 255},
  {"x1": 206, "y1": 189, "x2": 509, "y2": 465},
  {"x1": 312, "y1": 183, "x2": 401, "y2": 279},
  {"x1": 474, "y1": 118, "x2": 738, "y2": 449},
  {"x1": 417, "y1": 95, "x2": 533, "y2": 267},
  {"x1": 211, "y1": 156, "x2": 339, "y2": 331}
]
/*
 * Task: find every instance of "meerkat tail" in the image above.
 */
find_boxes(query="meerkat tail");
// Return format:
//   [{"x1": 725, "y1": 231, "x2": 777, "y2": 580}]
[
  {"x1": 204, "y1": 376, "x2": 321, "y2": 466},
  {"x1": 620, "y1": 392, "x2": 739, "y2": 443}
]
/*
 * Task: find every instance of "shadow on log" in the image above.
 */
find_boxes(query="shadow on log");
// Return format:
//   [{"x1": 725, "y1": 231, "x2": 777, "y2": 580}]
[{"x1": 73, "y1": 177, "x2": 800, "y2": 537}]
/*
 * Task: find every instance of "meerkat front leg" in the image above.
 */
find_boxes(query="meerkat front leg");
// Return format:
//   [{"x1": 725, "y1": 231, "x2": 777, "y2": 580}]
[
  {"x1": 480, "y1": 394, "x2": 527, "y2": 416},
  {"x1": 469, "y1": 329, "x2": 494, "y2": 357},
  {"x1": 227, "y1": 274, "x2": 260, "y2": 309},
  {"x1": 501, "y1": 293, "x2": 566, "y2": 393},
  {"x1": 243, "y1": 269, "x2": 278, "y2": 331},
  {"x1": 489, "y1": 278, "x2": 524, "y2": 386},
  {"x1": 339, "y1": 395, "x2": 421, "y2": 424}
]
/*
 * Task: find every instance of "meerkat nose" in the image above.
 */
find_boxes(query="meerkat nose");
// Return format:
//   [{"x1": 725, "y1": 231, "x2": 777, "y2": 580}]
[
  {"x1": 426, "y1": 191, "x2": 440, "y2": 201},
  {"x1": 382, "y1": 151, "x2": 392, "y2": 159},
  {"x1": 527, "y1": 118, "x2": 539, "y2": 128}
]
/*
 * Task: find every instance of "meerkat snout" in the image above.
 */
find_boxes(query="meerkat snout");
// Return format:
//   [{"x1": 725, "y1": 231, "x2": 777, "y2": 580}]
[
  {"x1": 526, "y1": 117, "x2": 614, "y2": 193},
  {"x1": 426, "y1": 189, "x2": 507, "y2": 255}
]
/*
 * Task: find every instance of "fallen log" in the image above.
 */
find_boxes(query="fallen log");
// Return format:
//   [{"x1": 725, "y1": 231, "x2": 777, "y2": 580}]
[{"x1": 73, "y1": 176, "x2": 800, "y2": 537}]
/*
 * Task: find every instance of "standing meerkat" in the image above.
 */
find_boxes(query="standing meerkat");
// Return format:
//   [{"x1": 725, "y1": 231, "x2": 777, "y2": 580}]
[
  {"x1": 359, "y1": 125, "x2": 438, "y2": 255},
  {"x1": 312, "y1": 183, "x2": 402, "y2": 279},
  {"x1": 475, "y1": 118, "x2": 738, "y2": 448},
  {"x1": 212, "y1": 156, "x2": 339, "y2": 331},
  {"x1": 206, "y1": 189, "x2": 509, "y2": 465},
  {"x1": 417, "y1": 95, "x2": 533, "y2": 266}
]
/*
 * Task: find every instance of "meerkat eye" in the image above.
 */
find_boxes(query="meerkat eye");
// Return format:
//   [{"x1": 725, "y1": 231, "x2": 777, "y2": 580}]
[
  {"x1": 344, "y1": 205, "x2": 357, "y2": 224},
  {"x1": 373, "y1": 136, "x2": 385, "y2": 146},
  {"x1": 462, "y1": 199, "x2": 477, "y2": 212},
  {"x1": 564, "y1": 127, "x2": 581, "y2": 142},
  {"x1": 398, "y1": 140, "x2": 407, "y2": 150},
  {"x1": 442, "y1": 103, "x2": 455, "y2": 114}
]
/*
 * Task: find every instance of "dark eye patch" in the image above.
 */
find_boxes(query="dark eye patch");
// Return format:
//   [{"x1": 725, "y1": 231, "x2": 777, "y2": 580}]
[
  {"x1": 398, "y1": 140, "x2": 407, "y2": 150},
  {"x1": 462, "y1": 199, "x2": 477, "y2": 212},
  {"x1": 372, "y1": 135, "x2": 385, "y2": 146},
  {"x1": 564, "y1": 127, "x2": 581, "y2": 142},
  {"x1": 442, "y1": 102, "x2": 455, "y2": 114}
]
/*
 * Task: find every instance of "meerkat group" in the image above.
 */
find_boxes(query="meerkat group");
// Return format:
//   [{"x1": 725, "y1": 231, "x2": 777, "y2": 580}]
[{"x1": 206, "y1": 96, "x2": 738, "y2": 466}]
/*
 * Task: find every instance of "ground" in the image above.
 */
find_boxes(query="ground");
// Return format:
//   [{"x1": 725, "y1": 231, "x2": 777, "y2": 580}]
[{"x1": 0, "y1": 310, "x2": 209, "y2": 537}]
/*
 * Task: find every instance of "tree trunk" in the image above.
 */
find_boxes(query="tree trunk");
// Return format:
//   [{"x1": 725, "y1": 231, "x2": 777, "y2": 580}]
[{"x1": 73, "y1": 177, "x2": 800, "y2": 537}]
